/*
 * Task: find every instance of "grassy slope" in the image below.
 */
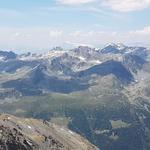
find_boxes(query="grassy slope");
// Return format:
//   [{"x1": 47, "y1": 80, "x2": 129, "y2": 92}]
[{"x1": 0, "y1": 85, "x2": 145, "y2": 150}]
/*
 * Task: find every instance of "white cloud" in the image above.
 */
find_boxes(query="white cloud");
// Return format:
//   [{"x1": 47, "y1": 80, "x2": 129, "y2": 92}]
[
  {"x1": 124, "y1": 26, "x2": 150, "y2": 45},
  {"x1": 0, "y1": 27, "x2": 64, "y2": 52},
  {"x1": 56, "y1": 0, "x2": 150, "y2": 12},
  {"x1": 102, "y1": 0, "x2": 150, "y2": 12},
  {"x1": 130, "y1": 26, "x2": 150, "y2": 35},
  {"x1": 65, "y1": 41, "x2": 94, "y2": 47},
  {"x1": 0, "y1": 26, "x2": 149, "y2": 52},
  {"x1": 57, "y1": 0, "x2": 96, "y2": 5},
  {"x1": 49, "y1": 30, "x2": 63, "y2": 38}
]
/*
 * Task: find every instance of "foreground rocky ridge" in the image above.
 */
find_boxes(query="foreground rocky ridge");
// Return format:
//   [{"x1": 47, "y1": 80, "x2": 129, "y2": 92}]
[{"x1": 0, "y1": 114, "x2": 99, "y2": 150}]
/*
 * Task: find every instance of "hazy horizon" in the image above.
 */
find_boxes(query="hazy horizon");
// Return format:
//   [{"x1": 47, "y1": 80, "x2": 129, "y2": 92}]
[{"x1": 0, "y1": 0, "x2": 150, "y2": 52}]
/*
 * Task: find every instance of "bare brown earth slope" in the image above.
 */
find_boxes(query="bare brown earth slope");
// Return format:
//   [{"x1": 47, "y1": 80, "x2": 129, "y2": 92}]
[{"x1": 0, "y1": 114, "x2": 99, "y2": 150}]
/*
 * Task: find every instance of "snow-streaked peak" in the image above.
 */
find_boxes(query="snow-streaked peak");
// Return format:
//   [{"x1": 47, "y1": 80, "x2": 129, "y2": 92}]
[
  {"x1": 0, "y1": 56, "x2": 5, "y2": 61},
  {"x1": 116, "y1": 43, "x2": 126, "y2": 50},
  {"x1": 100, "y1": 43, "x2": 128, "y2": 54},
  {"x1": 94, "y1": 48, "x2": 101, "y2": 51},
  {"x1": 104, "y1": 43, "x2": 126, "y2": 49},
  {"x1": 43, "y1": 50, "x2": 66, "y2": 59},
  {"x1": 104, "y1": 43, "x2": 117, "y2": 47}
]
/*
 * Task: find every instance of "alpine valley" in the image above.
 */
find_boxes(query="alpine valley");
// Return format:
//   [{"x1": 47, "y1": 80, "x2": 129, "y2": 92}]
[{"x1": 0, "y1": 43, "x2": 150, "y2": 150}]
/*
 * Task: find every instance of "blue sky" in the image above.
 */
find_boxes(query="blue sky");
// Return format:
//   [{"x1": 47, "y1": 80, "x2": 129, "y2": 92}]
[{"x1": 0, "y1": 0, "x2": 150, "y2": 52}]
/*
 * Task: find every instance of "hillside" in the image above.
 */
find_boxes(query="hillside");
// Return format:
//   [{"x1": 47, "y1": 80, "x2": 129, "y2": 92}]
[
  {"x1": 0, "y1": 44, "x2": 150, "y2": 150},
  {"x1": 0, "y1": 114, "x2": 99, "y2": 150}
]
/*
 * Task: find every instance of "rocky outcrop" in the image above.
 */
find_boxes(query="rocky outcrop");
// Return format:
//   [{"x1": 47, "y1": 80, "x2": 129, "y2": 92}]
[{"x1": 0, "y1": 114, "x2": 99, "y2": 150}]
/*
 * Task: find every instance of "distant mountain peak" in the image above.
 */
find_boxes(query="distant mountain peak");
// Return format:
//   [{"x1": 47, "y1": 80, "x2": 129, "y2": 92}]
[
  {"x1": 51, "y1": 46, "x2": 64, "y2": 51},
  {"x1": 104, "y1": 42, "x2": 126, "y2": 47},
  {"x1": 101, "y1": 43, "x2": 128, "y2": 54},
  {"x1": 73, "y1": 46, "x2": 93, "y2": 52},
  {"x1": 0, "y1": 50, "x2": 17, "y2": 61}
]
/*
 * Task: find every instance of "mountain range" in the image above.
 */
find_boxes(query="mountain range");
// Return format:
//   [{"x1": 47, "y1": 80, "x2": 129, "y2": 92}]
[{"x1": 0, "y1": 43, "x2": 150, "y2": 150}]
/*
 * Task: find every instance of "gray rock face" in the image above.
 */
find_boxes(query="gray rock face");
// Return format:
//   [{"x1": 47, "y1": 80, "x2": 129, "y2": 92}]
[
  {"x1": 0, "y1": 114, "x2": 99, "y2": 150},
  {"x1": 0, "y1": 51, "x2": 17, "y2": 61}
]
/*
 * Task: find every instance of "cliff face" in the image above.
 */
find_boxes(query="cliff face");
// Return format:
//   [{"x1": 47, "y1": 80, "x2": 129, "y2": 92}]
[{"x1": 0, "y1": 114, "x2": 99, "y2": 150}]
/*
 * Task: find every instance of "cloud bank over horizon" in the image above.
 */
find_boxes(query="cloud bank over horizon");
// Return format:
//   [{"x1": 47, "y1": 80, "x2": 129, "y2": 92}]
[
  {"x1": 0, "y1": 26, "x2": 150, "y2": 51},
  {"x1": 0, "y1": 0, "x2": 149, "y2": 51}
]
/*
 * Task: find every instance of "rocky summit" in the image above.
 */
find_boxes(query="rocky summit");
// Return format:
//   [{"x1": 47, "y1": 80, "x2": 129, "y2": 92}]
[{"x1": 0, "y1": 114, "x2": 99, "y2": 150}]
